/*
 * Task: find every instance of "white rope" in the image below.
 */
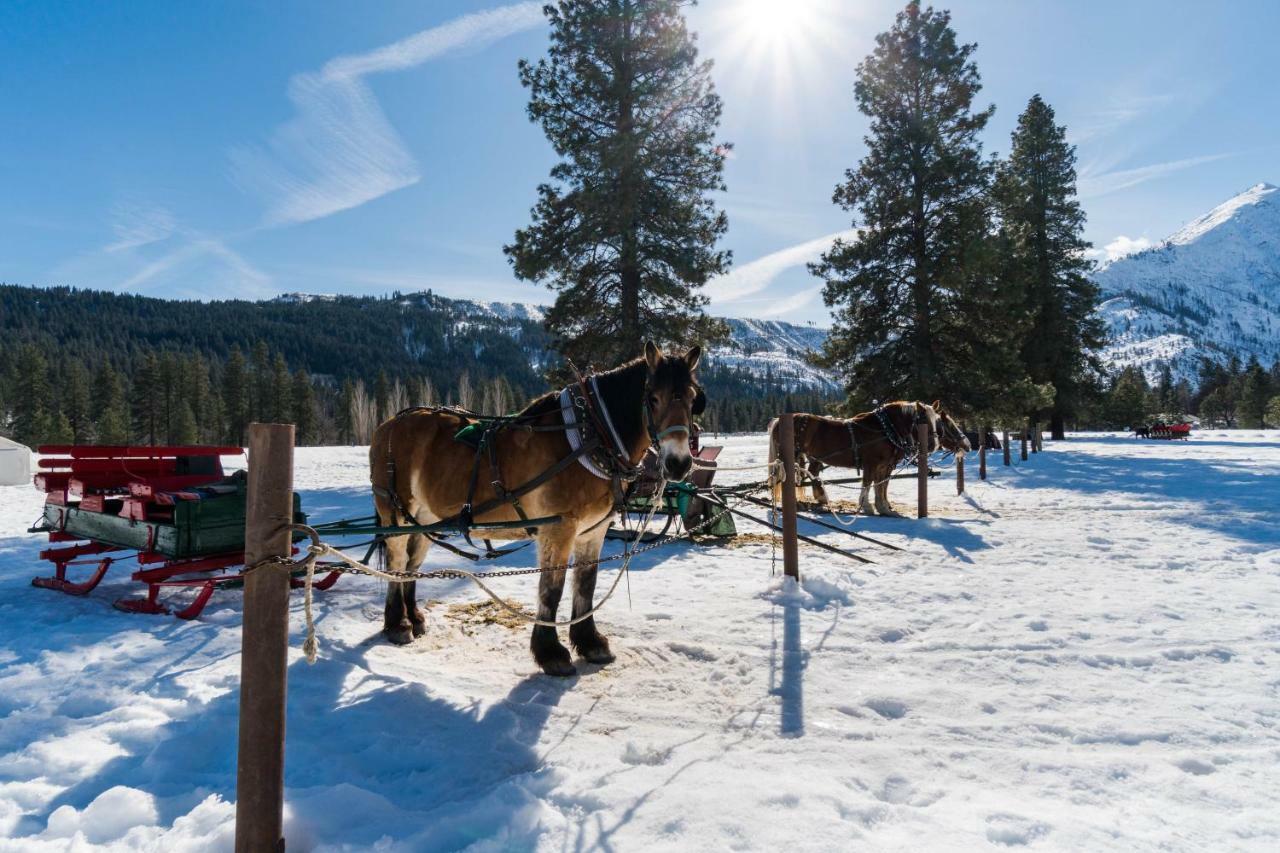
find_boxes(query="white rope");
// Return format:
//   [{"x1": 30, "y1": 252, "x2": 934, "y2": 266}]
[{"x1": 297, "y1": 481, "x2": 668, "y2": 664}]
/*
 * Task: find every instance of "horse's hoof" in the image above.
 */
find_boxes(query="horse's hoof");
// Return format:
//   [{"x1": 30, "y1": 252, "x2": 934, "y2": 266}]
[
  {"x1": 411, "y1": 619, "x2": 427, "y2": 638},
  {"x1": 385, "y1": 622, "x2": 415, "y2": 645},
  {"x1": 582, "y1": 646, "x2": 616, "y2": 665},
  {"x1": 539, "y1": 656, "x2": 578, "y2": 678}
]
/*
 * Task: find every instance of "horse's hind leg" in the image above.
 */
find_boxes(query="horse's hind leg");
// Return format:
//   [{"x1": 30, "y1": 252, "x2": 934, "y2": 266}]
[
  {"x1": 404, "y1": 533, "x2": 430, "y2": 638},
  {"x1": 531, "y1": 524, "x2": 577, "y2": 677},
  {"x1": 382, "y1": 534, "x2": 415, "y2": 645},
  {"x1": 569, "y1": 525, "x2": 614, "y2": 666},
  {"x1": 858, "y1": 469, "x2": 876, "y2": 515}
]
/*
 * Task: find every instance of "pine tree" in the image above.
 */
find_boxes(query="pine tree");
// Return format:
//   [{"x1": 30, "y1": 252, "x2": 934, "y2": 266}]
[
  {"x1": 811, "y1": 2, "x2": 1000, "y2": 411},
  {"x1": 993, "y1": 94, "x2": 1104, "y2": 438},
  {"x1": 374, "y1": 370, "x2": 390, "y2": 423},
  {"x1": 250, "y1": 341, "x2": 272, "y2": 422},
  {"x1": 269, "y1": 352, "x2": 292, "y2": 423},
  {"x1": 10, "y1": 345, "x2": 49, "y2": 447},
  {"x1": 158, "y1": 352, "x2": 183, "y2": 443},
  {"x1": 93, "y1": 363, "x2": 131, "y2": 445},
  {"x1": 337, "y1": 379, "x2": 356, "y2": 445},
  {"x1": 292, "y1": 369, "x2": 317, "y2": 445},
  {"x1": 1106, "y1": 367, "x2": 1151, "y2": 429},
  {"x1": 1238, "y1": 358, "x2": 1271, "y2": 428},
  {"x1": 506, "y1": 0, "x2": 731, "y2": 369},
  {"x1": 223, "y1": 347, "x2": 250, "y2": 445},
  {"x1": 63, "y1": 361, "x2": 93, "y2": 443},
  {"x1": 172, "y1": 400, "x2": 198, "y2": 445},
  {"x1": 132, "y1": 351, "x2": 162, "y2": 445}
]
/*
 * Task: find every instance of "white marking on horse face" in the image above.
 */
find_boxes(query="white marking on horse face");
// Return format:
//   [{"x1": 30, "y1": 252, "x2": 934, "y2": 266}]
[
  {"x1": 658, "y1": 434, "x2": 692, "y2": 480},
  {"x1": 920, "y1": 404, "x2": 941, "y2": 452}
]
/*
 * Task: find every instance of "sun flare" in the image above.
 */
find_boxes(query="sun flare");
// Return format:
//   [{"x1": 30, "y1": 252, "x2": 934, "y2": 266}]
[{"x1": 739, "y1": 0, "x2": 816, "y2": 46}]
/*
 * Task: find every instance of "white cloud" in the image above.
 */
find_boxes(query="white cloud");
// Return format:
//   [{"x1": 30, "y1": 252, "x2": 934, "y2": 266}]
[
  {"x1": 232, "y1": 2, "x2": 544, "y2": 227},
  {"x1": 1088, "y1": 235, "x2": 1155, "y2": 265},
  {"x1": 104, "y1": 204, "x2": 177, "y2": 252},
  {"x1": 757, "y1": 284, "x2": 824, "y2": 318},
  {"x1": 1078, "y1": 152, "x2": 1235, "y2": 198},
  {"x1": 704, "y1": 228, "x2": 857, "y2": 303}
]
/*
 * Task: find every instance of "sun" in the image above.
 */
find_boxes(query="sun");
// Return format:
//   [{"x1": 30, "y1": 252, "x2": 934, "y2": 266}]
[{"x1": 738, "y1": 0, "x2": 817, "y2": 47}]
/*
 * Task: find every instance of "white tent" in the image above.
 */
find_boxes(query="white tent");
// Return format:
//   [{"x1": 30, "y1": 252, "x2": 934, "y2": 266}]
[{"x1": 0, "y1": 436, "x2": 32, "y2": 486}]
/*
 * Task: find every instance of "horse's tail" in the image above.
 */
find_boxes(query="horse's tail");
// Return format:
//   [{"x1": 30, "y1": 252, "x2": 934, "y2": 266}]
[{"x1": 767, "y1": 416, "x2": 782, "y2": 502}]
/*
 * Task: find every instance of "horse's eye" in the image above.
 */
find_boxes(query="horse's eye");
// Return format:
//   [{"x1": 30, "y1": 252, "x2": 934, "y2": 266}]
[{"x1": 649, "y1": 395, "x2": 660, "y2": 407}]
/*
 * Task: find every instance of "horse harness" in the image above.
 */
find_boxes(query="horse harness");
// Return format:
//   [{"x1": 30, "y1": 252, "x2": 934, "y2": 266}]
[{"x1": 372, "y1": 366, "x2": 690, "y2": 559}]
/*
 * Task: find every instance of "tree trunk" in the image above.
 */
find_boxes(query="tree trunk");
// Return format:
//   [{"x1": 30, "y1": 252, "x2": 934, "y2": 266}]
[{"x1": 1050, "y1": 410, "x2": 1066, "y2": 440}]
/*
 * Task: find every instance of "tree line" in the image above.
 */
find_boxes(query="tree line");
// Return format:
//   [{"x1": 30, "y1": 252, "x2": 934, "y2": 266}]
[{"x1": 1098, "y1": 357, "x2": 1280, "y2": 430}]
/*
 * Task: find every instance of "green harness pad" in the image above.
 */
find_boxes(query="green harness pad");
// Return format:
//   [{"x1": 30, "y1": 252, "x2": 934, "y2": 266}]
[{"x1": 452, "y1": 421, "x2": 487, "y2": 448}]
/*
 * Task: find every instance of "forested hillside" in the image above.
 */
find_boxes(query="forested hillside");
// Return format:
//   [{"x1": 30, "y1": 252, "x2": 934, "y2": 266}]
[{"x1": 0, "y1": 284, "x2": 838, "y2": 446}]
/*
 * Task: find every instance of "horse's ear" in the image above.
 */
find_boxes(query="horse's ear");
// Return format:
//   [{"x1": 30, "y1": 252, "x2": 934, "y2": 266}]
[
  {"x1": 643, "y1": 340, "x2": 661, "y2": 373},
  {"x1": 684, "y1": 345, "x2": 702, "y2": 371},
  {"x1": 931, "y1": 399, "x2": 941, "y2": 411},
  {"x1": 692, "y1": 386, "x2": 707, "y2": 415}
]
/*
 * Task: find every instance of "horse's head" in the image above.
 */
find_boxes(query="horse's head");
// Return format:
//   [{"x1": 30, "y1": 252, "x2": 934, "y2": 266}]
[
  {"x1": 930, "y1": 400, "x2": 971, "y2": 454},
  {"x1": 643, "y1": 341, "x2": 703, "y2": 481}
]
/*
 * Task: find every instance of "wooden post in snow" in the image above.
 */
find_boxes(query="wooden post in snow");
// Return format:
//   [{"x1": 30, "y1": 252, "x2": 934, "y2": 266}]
[
  {"x1": 235, "y1": 423, "x2": 295, "y2": 853},
  {"x1": 1003, "y1": 429, "x2": 1011, "y2": 466},
  {"x1": 978, "y1": 426, "x2": 988, "y2": 480},
  {"x1": 917, "y1": 423, "x2": 929, "y2": 518},
  {"x1": 1021, "y1": 427, "x2": 1029, "y2": 461},
  {"x1": 956, "y1": 451, "x2": 965, "y2": 495},
  {"x1": 778, "y1": 413, "x2": 800, "y2": 580}
]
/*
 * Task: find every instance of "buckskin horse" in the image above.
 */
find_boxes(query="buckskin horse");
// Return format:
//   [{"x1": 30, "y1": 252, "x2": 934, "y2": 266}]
[
  {"x1": 369, "y1": 343, "x2": 703, "y2": 676},
  {"x1": 769, "y1": 401, "x2": 970, "y2": 516}
]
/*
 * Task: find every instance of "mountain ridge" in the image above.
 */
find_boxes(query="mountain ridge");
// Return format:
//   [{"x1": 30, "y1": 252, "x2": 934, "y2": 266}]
[{"x1": 1094, "y1": 182, "x2": 1280, "y2": 382}]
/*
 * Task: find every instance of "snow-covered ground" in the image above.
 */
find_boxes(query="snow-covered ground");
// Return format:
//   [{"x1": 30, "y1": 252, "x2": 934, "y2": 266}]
[{"x1": 1, "y1": 432, "x2": 1278, "y2": 851}]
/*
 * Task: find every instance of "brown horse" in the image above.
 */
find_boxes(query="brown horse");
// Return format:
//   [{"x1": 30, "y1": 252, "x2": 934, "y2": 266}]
[
  {"x1": 769, "y1": 401, "x2": 970, "y2": 516},
  {"x1": 369, "y1": 343, "x2": 703, "y2": 676}
]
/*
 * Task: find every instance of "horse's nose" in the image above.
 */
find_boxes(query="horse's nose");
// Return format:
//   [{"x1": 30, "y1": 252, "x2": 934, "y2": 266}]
[{"x1": 663, "y1": 454, "x2": 693, "y2": 481}]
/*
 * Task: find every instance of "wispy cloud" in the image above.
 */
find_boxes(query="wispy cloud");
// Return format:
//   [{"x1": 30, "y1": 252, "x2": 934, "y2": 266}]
[
  {"x1": 756, "y1": 284, "x2": 824, "y2": 318},
  {"x1": 704, "y1": 228, "x2": 857, "y2": 303},
  {"x1": 1078, "y1": 152, "x2": 1236, "y2": 199},
  {"x1": 1086, "y1": 234, "x2": 1155, "y2": 265},
  {"x1": 232, "y1": 2, "x2": 544, "y2": 228},
  {"x1": 1068, "y1": 93, "x2": 1179, "y2": 145},
  {"x1": 104, "y1": 203, "x2": 177, "y2": 252},
  {"x1": 118, "y1": 235, "x2": 271, "y2": 296}
]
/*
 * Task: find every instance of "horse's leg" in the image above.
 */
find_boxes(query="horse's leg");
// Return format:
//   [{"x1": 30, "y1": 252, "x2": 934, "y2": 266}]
[
  {"x1": 569, "y1": 525, "x2": 614, "y2": 665},
  {"x1": 382, "y1": 534, "x2": 415, "y2": 645},
  {"x1": 530, "y1": 524, "x2": 577, "y2": 677},
  {"x1": 875, "y1": 463, "x2": 900, "y2": 516},
  {"x1": 858, "y1": 467, "x2": 876, "y2": 515},
  {"x1": 808, "y1": 459, "x2": 830, "y2": 506},
  {"x1": 404, "y1": 533, "x2": 429, "y2": 638}
]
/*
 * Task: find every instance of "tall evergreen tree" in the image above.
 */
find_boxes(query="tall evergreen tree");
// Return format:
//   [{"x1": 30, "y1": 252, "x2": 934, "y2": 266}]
[
  {"x1": 132, "y1": 352, "x2": 162, "y2": 445},
  {"x1": 269, "y1": 352, "x2": 293, "y2": 423},
  {"x1": 811, "y1": 2, "x2": 1002, "y2": 411},
  {"x1": 223, "y1": 346, "x2": 250, "y2": 445},
  {"x1": 506, "y1": 0, "x2": 731, "y2": 369},
  {"x1": 374, "y1": 370, "x2": 390, "y2": 423},
  {"x1": 92, "y1": 363, "x2": 131, "y2": 445},
  {"x1": 292, "y1": 369, "x2": 317, "y2": 445},
  {"x1": 994, "y1": 94, "x2": 1104, "y2": 438},
  {"x1": 10, "y1": 345, "x2": 49, "y2": 447},
  {"x1": 337, "y1": 378, "x2": 356, "y2": 445},
  {"x1": 63, "y1": 362, "x2": 93, "y2": 443},
  {"x1": 250, "y1": 341, "x2": 272, "y2": 423}
]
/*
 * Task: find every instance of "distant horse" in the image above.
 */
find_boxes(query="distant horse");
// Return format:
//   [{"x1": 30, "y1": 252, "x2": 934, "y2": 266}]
[
  {"x1": 369, "y1": 343, "x2": 703, "y2": 677},
  {"x1": 1134, "y1": 426, "x2": 1150, "y2": 439},
  {"x1": 769, "y1": 401, "x2": 970, "y2": 516}
]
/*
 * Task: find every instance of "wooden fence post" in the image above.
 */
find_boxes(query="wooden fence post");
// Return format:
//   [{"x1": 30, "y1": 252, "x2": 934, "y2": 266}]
[
  {"x1": 1003, "y1": 429, "x2": 1011, "y2": 466},
  {"x1": 1020, "y1": 428, "x2": 1028, "y2": 461},
  {"x1": 1030, "y1": 419, "x2": 1039, "y2": 453},
  {"x1": 778, "y1": 413, "x2": 800, "y2": 580},
  {"x1": 956, "y1": 451, "x2": 965, "y2": 495},
  {"x1": 978, "y1": 426, "x2": 987, "y2": 480},
  {"x1": 917, "y1": 423, "x2": 929, "y2": 518},
  {"x1": 236, "y1": 423, "x2": 295, "y2": 853}
]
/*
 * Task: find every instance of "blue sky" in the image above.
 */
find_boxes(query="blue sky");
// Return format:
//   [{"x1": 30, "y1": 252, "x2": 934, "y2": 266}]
[{"x1": 2, "y1": 0, "x2": 1277, "y2": 325}]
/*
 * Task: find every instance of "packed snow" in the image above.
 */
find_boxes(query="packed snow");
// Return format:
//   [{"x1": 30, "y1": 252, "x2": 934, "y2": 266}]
[{"x1": 1, "y1": 432, "x2": 1278, "y2": 850}]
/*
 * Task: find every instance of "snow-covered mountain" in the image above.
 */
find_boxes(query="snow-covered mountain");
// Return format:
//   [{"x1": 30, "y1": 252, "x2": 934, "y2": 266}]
[
  {"x1": 1095, "y1": 182, "x2": 1280, "y2": 382},
  {"x1": 712, "y1": 318, "x2": 834, "y2": 389}
]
